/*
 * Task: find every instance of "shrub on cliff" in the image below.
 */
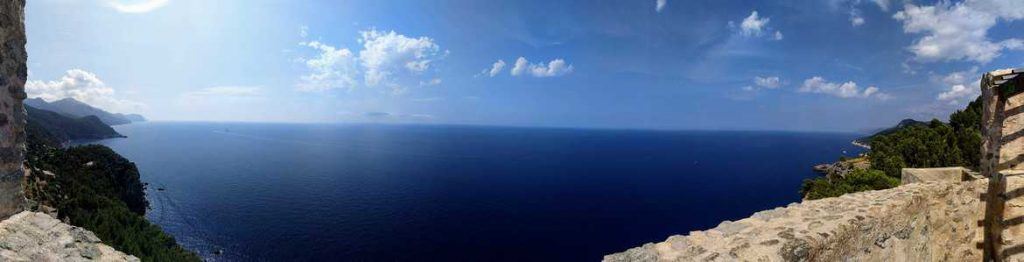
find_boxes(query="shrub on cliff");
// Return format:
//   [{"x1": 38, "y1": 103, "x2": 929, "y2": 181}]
[
  {"x1": 800, "y1": 169, "x2": 899, "y2": 200},
  {"x1": 25, "y1": 139, "x2": 200, "y2": 261},
  {"x1": 869, "y1": 96, "x2": 982, "y2": 177}
]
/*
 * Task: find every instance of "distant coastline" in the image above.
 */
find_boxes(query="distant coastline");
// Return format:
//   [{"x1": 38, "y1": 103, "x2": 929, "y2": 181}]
[{"x1": 851, "y1": 140, "x2": 870, "y2": 150}]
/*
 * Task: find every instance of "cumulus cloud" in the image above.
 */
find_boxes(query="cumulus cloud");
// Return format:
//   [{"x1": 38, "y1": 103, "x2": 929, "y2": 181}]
[
  {"x1": 183, "y1": 86, "x2": 263, "y2": 98},
  {"x1": 509, "y1": 57, "x2": 573, "y2": 77},
  {"x1": 736, "y1": 76, "x2": 783, "y2": 99},
  {"x1": 26, "y1": 69, "x2": 144, "y2": 113},
  {"x1": 511, "y1": 57, "x2": 529, "y2": 76},
  {"x1": 486, "y1": 60, "x2": 506, "y2": 77},
  {"x1": 739, "y1": 11, "x2": 770, "y2": 37},
  {"x1": 754, "y1": 76, "x2": 782, "y2": 89},
  {"x1": 656, "y1": 0, "x2": 667, "y2": 12},
  {"x1": 851, "y1": 16, "x2": 865, "y2": 26},
  {"x1": 299, "y1": 25, "x2": 309, "y2": 38},
  {"x1": 935, "y1": 67, "x2": 981, "y2": 104},
  {"x1": 296, "y1": 29, "x2": 444, "y2": 93},
  {"x1": 799, "y1": 76, "x2": 887, "y2": 99},
  {"x1": 937, "y1": 85, "x2": 975, "y2": 102},
  {"x1": 359, "y1": 30, "x2": 442, "y2": 87},
  {"x1": 731, "y1": 11, "x2": 783, "y2": 41},
  {"x1": 297, "y1": 41, "x2": 358, "y2": 92},
  {"x1": 894, "y1": 0, "x2": 1024, "y2": 63},
  {"x1": 850, "y1": 8, "x2": 866, "y2": 26},
  {"x1": 107, "y1": 0, "x2": 169, "y2": 13},
  {"x1": 529, "y1": 59, "x2": 574, "y2": 77}
]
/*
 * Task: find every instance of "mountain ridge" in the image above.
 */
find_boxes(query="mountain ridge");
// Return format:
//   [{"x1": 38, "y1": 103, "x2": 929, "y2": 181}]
[
  {"x1": 25, "y1": 104, "x2": 125, "y2": 147},
  {"x1": 24, "y1": 97, "x2": 145, "y2": 126}
]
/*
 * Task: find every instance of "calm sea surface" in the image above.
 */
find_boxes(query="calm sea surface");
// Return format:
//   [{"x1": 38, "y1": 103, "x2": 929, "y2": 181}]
[{"x1": 83, "y1": 122, "x2": 864, "y2": 261}]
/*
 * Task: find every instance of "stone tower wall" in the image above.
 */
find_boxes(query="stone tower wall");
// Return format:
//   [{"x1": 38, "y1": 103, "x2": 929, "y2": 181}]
[
  {"x1": 0, "y1": 0, "x2": 26, "y2": 219},
  {"x1": 981, "y1": 68, "x2": 1024, "y2": 176}
]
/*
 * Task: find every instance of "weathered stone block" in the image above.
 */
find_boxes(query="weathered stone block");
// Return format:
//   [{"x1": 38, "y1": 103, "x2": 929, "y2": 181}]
[{"x1": 901, "y1": 167, "x2": 975, "y2": 185}]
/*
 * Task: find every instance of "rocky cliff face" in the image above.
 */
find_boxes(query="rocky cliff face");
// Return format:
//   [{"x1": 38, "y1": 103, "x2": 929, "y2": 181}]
[
  {"x1": 0, "y1": 0, "x2": 27, "y2": 219},
  {"x1": 0, "y1": 212, "x2": 137, "y2": 261}
]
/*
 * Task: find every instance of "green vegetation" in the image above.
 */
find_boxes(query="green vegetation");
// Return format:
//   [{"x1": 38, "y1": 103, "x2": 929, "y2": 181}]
[
  {"x1": 26, "y1": 104, "x2": 124, "y2": 147},
  {"x1": 800, "y1": 169, "x2": 900, "y2": 200},
  {"x1": 25, "y1": 136, "x2": 199, "y2": 261},
  {"x1": 801, "y1": 96, "x2": 983, "y2": 200},
  {"x1": 869, "y1": 97, "x2": 982, "y2": 177}
]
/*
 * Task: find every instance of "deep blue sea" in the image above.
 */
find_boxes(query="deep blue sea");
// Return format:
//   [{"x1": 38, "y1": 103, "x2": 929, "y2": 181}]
[{"x1": 83, "y1": 122, "x2": 864, "y2": 261}]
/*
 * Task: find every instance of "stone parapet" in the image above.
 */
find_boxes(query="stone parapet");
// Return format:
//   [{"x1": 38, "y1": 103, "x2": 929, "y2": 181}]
[
  {"x1": 901, "y1": 167, "x2": 978, "y2": 185},
  {"x1": 605, "y1": 179, "x2": 994, "y2": 261}
]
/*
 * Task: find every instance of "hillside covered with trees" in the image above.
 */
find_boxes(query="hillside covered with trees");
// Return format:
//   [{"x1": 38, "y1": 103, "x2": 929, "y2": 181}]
[
  {"x1": 23, "y1": 116, "x2": 198, "y2": 261},
  {"x1": 26, "y1": 105, "x2": 125, "y2": 147},
  {"x1": 801, "y1": 96, "x2": 983, "y2": 200}
]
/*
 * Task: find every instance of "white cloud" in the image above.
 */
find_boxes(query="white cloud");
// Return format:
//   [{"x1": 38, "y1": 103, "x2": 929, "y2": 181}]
[
  {"x1": 850, "y1": 8, "x2": 866, "y2": 26},
  {"x1": 872, "y1": 0, "x2": 890, "y2": 11},
  {"x1": 183, "y1": 86, "x2": 263, "y2": 98},
  {"x1": 799, "y1": 76, "x2": 887, "y2": 99},
  {"x1": 26, "y1": 69, "x2": 145, "y2": 113},
  {"x1": 487, "y1": 60, "x2": 506, "y2": 77},
  {"x1": 739, "y1": 11, "x2": 770, "y2": 37},
  {"x1": 107, "y1": 0, "x2": 169, "y2": 13},
  {"x1": 299, "y1": 26, "x2": 309, "y2": 38},
  {"x1": 732, "y1": 11, "x2": 783, "y2": 41},
  {"x1": 509, "y1": 57, "x2": 573, "y2": 77},
  {"x1": 935, "y1": 67, "x2": 981, "y2": 104},
  {"x1": 297, "y1": 41, "x2": 358, "y2": 92},
  {"x1": 358, "y1": 30, "x2": 442, "y2": 87},
  {"x1": 851, "y1": 16, "x2": 865, "y2": 26},
  {"x1": 296, "y1": 29, "x2": 444, "y2": 93},
  {"x1": 937, "y1": 84, "x2": 975, "y2": 102},
  {"x1": 656, "y1": 0, "x2": 667, "y2": 12},
  {"x1": 529, "y1": 59, "x2": 574, "y2": 77},
  {"x1": 754, "y1": 76, "x2": 782, "y2": 89},
  {"x1": 511, "y1": 57, "x2": 529, "y2": 76},
  {"x1": 894, "y1": 0, "x2": 1024, "y2": 63},
  {"x1": 419, "y1": 78, "x2": 442, "y2": 86}
]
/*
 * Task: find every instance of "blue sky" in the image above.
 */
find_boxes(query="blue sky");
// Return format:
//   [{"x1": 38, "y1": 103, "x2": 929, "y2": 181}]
[{"x1": 23, "y1": 0, "x2": 1024, "y2": 132}]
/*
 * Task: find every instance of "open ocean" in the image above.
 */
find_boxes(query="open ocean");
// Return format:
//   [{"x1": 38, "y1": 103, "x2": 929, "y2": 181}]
[{"x1": 83, "y1": 122, "x2": 865, "y2": 261}]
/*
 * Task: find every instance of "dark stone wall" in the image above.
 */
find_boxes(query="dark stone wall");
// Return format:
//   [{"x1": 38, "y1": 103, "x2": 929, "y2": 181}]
[{"x1": 0, "y1": 0, "x2": 27, "y2": 218}]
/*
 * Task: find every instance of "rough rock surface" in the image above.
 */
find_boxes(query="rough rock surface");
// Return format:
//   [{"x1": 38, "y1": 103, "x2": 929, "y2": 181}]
[
  {"x1": 605, "y1": 178, "x2": 1000, "y2": 261},
  {"x1": 0, "y1": 212, "x2": 137, "y2": 261},
  {"x1": 901, "y1": 167, "x2": 977, "y2": 185},
  {"x1": 0, "y1": 0, "x2": 27, "y2": 219}
]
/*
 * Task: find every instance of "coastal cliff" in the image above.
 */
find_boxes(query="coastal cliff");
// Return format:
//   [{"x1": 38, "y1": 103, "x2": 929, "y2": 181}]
[{"x1": 0, "y1": 1, "x2": 138, "y2": 261}]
